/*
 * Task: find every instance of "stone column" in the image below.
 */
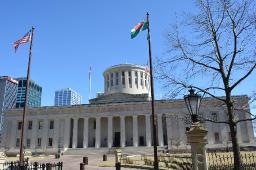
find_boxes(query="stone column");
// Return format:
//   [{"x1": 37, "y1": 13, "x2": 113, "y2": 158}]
[
  {"x1": 236, "y1": 122, "x2": 242, "y2": 143},
  {"x1": 145, "y1": 115, "x2": 152, "y2": 147},
  {"x1": 72, "y1": 118, "x2": 78, "y2": 148},
  {"x1": 244, "y1": 112, "x2": 255, "y2": 143},
  {"x1": 157, "y1": 114, "x2": 164, "y2": 147},
  {"x1": 166, "y1": 115, "x2": 172, "y2": 149},
  {"x1": 83, "y1": 117, "x2": 88, "y2": 148},
  {"x1": 63, "y1": 117, "x2": 70, "y2": 149},
  {"x1": 10, "y1": 120, "x2": 17, "y2": 149},
  {"x1": 108, "y1": 116, "x2": 113, "y2": 148},
  {"x1": 53, "y1": 118, "x2": 59, "y2": 149},
  {"x1": 120, "y1": 116, "x2": 126, "y2": 147},
  {"x1": 31, "y1": 119, "x2": 38, "y2": 150},
  {"x1": 133, "y1": 115, "x2": 138, "y2": 147},
  {"x1": 206, "y1": 120, "x2": 214, "y2": 144},
  {"x1": 42, "y1": 119, "x2": 49, "y2": 152},
  {"x1": 95, "y1": 117, "x2": 101, "y2": 148},
  {"x1": 138, "y1": 71, "x2": 143, "y2": 89},
  {"x1": 125, "y1": 71, "x2": 129, "y2": 88},
  {"x1": 178, "y1": 115, "x2": 186, "y2": 146},
  {"x1": 132, "y1": 71, "x2": 135, "y2": 88}
]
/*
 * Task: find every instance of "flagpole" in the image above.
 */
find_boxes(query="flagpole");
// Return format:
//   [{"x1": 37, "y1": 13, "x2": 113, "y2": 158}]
[
  {"x1": 89, "y1": 67, "x2": 92, "y2": 100},
  {"x1": 19, "y1": 27, "x2": 35, "y2": 164},
  {"x1": 146, "y1": 13, "x2": 159, "y2": 170}
]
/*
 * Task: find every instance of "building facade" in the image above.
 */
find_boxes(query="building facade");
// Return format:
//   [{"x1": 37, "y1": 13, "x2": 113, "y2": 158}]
[
  {"x1": 15, "y1": 78, "x2": 42, "y2": 108},
  {"x1": 54, "y1": 88, "x2": 82, "y2": 106},
  {"x1": 0, "y1": 76, "x2": 18, "y2": 127},
  {"x1": 1, "y1": 64, "x2": 255, "y2": 155}
]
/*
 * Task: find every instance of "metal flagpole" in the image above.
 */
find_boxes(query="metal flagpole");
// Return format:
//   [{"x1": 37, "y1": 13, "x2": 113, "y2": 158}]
[
  {"x1": 146, "y1": 13, "x2": 159, "y2": 169},
  {"x1": 19, "y1": 27, "x2": 35, "y2": 164},
  {"x1": 89, "y1": 66, "x2": 92, "y2": 99}
]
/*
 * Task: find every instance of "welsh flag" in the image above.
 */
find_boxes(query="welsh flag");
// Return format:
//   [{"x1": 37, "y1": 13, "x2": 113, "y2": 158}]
[{"x1": 131, "y1": 21, "x2": 148, "y2": 39}]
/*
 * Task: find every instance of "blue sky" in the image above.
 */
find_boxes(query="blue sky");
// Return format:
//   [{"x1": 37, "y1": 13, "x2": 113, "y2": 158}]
[{"x1": 0, "y1": 0, "x2": 255, "y2": 114}]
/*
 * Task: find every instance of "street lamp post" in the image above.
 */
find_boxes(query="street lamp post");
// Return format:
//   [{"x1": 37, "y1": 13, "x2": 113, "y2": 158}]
[
  {"x1": 184, "y1": 88, "x2": 208, "y2": 170},
  {"x1": 184, "y1": 88, "x2": 201, "y2": 123}
]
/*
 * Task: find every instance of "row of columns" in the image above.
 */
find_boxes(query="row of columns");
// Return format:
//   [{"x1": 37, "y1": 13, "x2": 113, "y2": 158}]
[
  {"x1": 7, "y1": 114, "x2": 165, "y2": 150},
  {"x1": 105, "y1": 70, "x2": 149, "y2": 92},
  {"x1": 70, "y1": 114, "x2": 165, "y2": 149}
]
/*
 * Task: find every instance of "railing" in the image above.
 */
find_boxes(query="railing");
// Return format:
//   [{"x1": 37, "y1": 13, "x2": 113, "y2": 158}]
[
  {"x1": 208, "y1": 152, "x2": 256, "y2": 170},
  {"x1": 1, "y1": 161, "x2": 63, "y2": 170},
  {"x1": 120, "y1": 153, "x2": 192, "y2": 169},
  {"x1": 119, "y1": 152, "x2": 256, "y2": 169}
]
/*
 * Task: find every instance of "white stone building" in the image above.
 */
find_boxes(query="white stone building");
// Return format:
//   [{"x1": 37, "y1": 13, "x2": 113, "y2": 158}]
[{"x1": 1, "y1": 64, "x2": 255, "y2": 155}]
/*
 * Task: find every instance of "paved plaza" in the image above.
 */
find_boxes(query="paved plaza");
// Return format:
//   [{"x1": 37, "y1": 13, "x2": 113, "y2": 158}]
[{"x1": 34, "y1": 154, "x2": 142, "y2": 170}]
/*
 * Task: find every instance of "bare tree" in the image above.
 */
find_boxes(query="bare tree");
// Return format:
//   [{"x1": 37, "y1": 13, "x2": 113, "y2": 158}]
[{"x1": 156, "y1": 0, "x2": 256, "y2": 169}]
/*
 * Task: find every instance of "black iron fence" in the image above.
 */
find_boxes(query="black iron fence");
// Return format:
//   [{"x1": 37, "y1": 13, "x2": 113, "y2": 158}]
[{"x1": 1, "y1": 161, "x2": 63, "y2": 170}]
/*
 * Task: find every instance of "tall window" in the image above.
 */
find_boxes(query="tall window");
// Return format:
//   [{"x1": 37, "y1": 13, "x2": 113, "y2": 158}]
[
  {"x1": 122, "y1": 71, "x2": 125, "y2": 86},
  {"x1": 212, "y1": 113, "x2": 218, "y2": 121},
  {"x1": 115, "y1": 72, "x2": 119, "y2": 85},
  {"x1": 140, "y1": 72, "x2": 143, "y2": 88},
  {"x1": 110, "y1": 73, "x2": 114, "y2": 86},
  {"x1": 135, "y1": 71, "x2": 138, "y2": 88},
  {"x1": 50, "y1": 120, "x2": 54, "y2": 129},
  {"x1": 48, "y1": 138, "x2": 53, "y2": 147},
  {"x1": 18, "y1": 121, "x2": 22, "y2": 130},
  {"x1": 16, "y1": 138, "x2": 20, "y2": 147},
  {"x1": 28, "y1": 121, "x2": 32, "y2": 130},
  {"x1": 38, "y1": 120, "x2": 43, "y2": 129},
  {"x1": 37, "y1": 138, "x2": 41, "y2": 147},
  {"x1": 128, "y1": 71, "x2": 132, "y2": 88},
  {"x1": 93, "y1": 120, "x2": 96, "y2": 129},
  {"x1": 27, "y1": 138, "x2": 30, "y2": 148},
  {"x1": 214, "y1": 133, "x2": 220, "y2": 143}
]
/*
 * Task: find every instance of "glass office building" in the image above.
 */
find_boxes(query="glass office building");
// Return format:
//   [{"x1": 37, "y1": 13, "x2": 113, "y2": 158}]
[
  {"x1": 15, "y1": 78, "x2": 42, "y2": 108},
  {"x1": 0, "y1": 76, "x2": 18, "y2": 130},
  {"x1": 54, "y1": 88, "x2": 82, "y2": 106}
]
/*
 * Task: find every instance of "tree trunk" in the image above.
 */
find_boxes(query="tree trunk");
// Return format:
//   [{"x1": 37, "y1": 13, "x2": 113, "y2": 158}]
[
  {"x1": 226, "y1": 100, "x2": 241, "y2": 169},
  {"x1": 229, "y1": 120, "x2": 241, "y2": 169}
]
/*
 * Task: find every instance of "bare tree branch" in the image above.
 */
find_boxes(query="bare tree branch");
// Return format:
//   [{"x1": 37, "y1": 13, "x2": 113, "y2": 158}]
[
  {"x1": 236, "y1": 117, "x2": 256, "y2": 124},
  {"x1": 231, "y1": 63, "x2": 256, "y2": 90}
]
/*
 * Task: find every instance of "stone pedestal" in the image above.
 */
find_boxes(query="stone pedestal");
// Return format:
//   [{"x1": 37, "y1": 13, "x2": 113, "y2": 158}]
[
  {"x1": 186, "y1": 122, "x2": 208, "y2": 170},
  {"x1": 115, "y1": 149, "x2": 122, "y2": 163}
]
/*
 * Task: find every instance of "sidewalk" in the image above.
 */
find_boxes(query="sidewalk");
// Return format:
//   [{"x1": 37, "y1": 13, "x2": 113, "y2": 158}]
[{"x1": 36, "y1": 154, "x2": 143, "y2": 170}]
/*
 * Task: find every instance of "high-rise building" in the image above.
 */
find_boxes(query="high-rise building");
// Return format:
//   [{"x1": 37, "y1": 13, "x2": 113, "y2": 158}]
[
  {"x1": 16, "y1": 78, "x2": 42, "y2": 108},
  {"x1": 0, "y1": 76, "x2": 18, "y2": 128},
  {"x1": 54, "y1": 88, "x2": 82, "y2": 106}
]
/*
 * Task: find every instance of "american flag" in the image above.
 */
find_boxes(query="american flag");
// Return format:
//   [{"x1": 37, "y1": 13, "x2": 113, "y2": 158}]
[
  {"x1": 145, "y1": 62, "x2": 149, "y2": 74},
  {"x1": 13, "y1": 31, "x2": 31, "y2": 52}
]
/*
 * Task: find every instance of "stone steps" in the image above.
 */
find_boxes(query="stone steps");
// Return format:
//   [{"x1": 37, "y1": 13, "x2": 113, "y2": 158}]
[{"x1": 63, "y1": 148, "x2": 110, "y2": 155}]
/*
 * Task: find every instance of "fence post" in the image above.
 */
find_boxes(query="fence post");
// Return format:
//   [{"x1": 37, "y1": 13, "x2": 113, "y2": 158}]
[
  {"x1": 115, "y1": 162, "x2": 121, "y2": 170},
  {"x1": 10, "y1": 161, "x2": 13, "y2": 170},
  {"x1": 83, "y1": 156, "x2": 88, "y2": 165},
  {"x1": 103, "y1": 154, "x2": 107, "y2": 161},
  {"x1": 46, "y1": 163, "x2": 52, "y2": 170},
  {"x1": 42, "y1": 163, "x2": 45, "y2": 170},
  {"x1": 34, "y1": 162, "x2": 38, "y2": 170},
  {"x1": 80, "y1": 163, "x2": 85, "y2": 170}
]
